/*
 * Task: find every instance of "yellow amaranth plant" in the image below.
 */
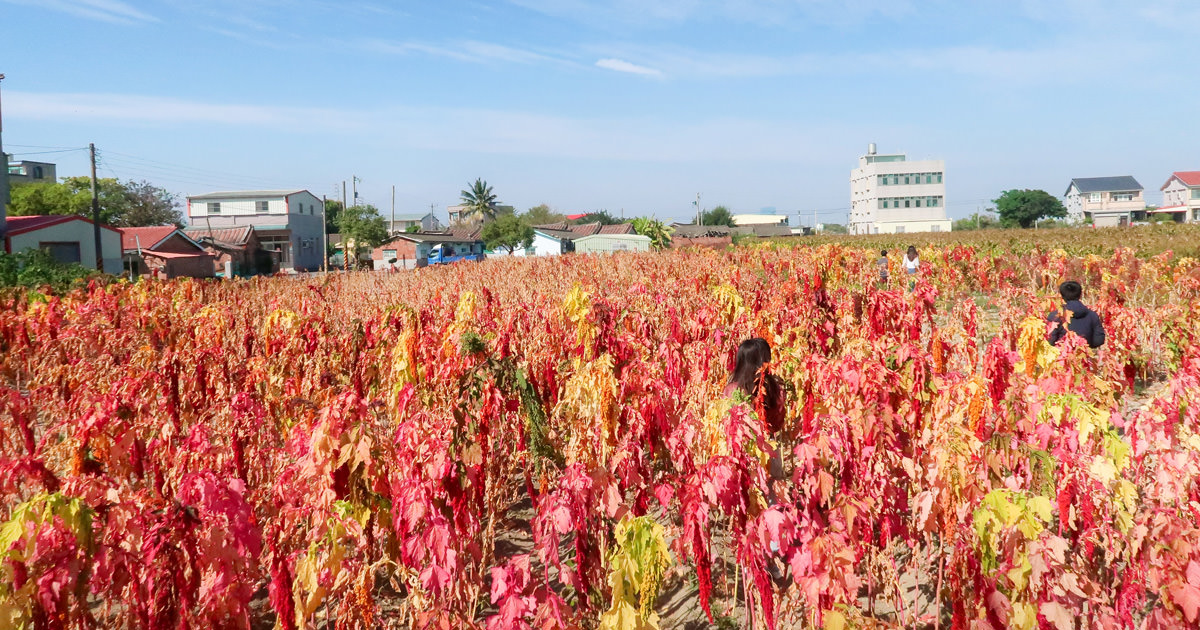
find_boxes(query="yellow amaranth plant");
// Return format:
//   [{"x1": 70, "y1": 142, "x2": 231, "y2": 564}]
[
  {"x1": 1016, "y1": 315, "x2": 1056, "y2": 378},
  {"x1": 556, "y1": 353, "x2": 618, "y2": 466},
  {"x1": 696, "y1": 396, "x2": 733, "y2": 463},
  {"x1": 711, "y1": 283, "x2": 744, "y2": 325},
  {"x1": 600, "y1": 515, "x2": 673, "y2": 630},
  {"x1": 262, "y1": 309, "x2": 300, "y2": 339},
  {"x1": 562, "y1": 284, "x2": 597, "y2": 352}
]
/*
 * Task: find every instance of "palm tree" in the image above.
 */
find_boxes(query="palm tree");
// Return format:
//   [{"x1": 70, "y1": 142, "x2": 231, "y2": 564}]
[
  {"x1": 631, "y1": 217, "x2": 674, "y2": 251},
  {"x1": 459, "y1": 178, "x2": 500, "y2": 222}
]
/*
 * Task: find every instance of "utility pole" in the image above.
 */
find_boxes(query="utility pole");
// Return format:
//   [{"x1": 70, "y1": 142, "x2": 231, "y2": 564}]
[
  {"x1": 321, "y1": 195, "x2": 328, "y2": 273},
  {"x1": 90, "y1": 143, "x2": 103, "y2": 271},
  {"x1": 352, "y1": 176, "x2": 360, "y2": 206},
  {"x1": 391, "y1": 185, "x2": 395, "y2": 235},
  {"x1": 342, "y1": 181, "x2": 347, "y2": 214},
  {"x1": 0, "y1": 73, "x2": 8, "y2": 242},
  {"x1": 695, "y1": 193, "x2": 702, "y2": 226}
]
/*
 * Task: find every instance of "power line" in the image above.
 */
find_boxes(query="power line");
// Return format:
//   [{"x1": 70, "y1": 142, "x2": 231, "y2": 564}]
[{"x1": 8, "y1": 148, "x2": 88, "y2": 157}]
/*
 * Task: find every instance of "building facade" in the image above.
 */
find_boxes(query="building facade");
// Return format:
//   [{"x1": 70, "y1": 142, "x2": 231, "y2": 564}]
[
  {"x1": 186, "y1": 190, "x2": 324, "y2": 271},
  {"x1": 1063, "y1": 176, "x2": 1143, "y2": 227},
  {"x1": 6, "y1": 158, "x2": 57, "y2": 184},
  {"x1": 850, "y1": 145, "x2": 950, "y2": 235},
  {"x1": 3, "y1": 215, "x2": 123, "y2": 273},
  {"x1": 387, "y1": 212, "x2": 442, "y2": 234},
  {"x1": 1158, "y1": 171, "x2": 1200, "y2": 223}
]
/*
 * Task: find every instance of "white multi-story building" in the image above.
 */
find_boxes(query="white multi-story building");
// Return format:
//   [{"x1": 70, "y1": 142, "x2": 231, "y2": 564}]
[
  {"x1": 186, "y1": 189, "x2": 325, "y2": 271},
  {"x1": 850, "y1": 144, "x2": 950, "y2": 235}
]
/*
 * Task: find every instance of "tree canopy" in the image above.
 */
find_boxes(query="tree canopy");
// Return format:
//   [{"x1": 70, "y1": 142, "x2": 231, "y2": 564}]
[
  {"x1": 521, "y1": 204, "x2": 565, "y2": 225},
  {"x1": 574, "y1": 210, "x2": 622, "y2": 225},
  {"x1": 700, "y1": 205, "x2": 737, "y2": 227},
  {"x1": 482, "y1": 214, "x2": 535, "y2": 255},
  {"x1": 459, "y1": 179, "x2": 501, "y2": 222},
  {"x1": 631, "y1": 217, "x2": 673, "y2": 250},
  {"x1": 324, "y1": 199, "x2": 343, "y2": 234},
  {"x1": 993, "y1": 189, "x2": 1067, "y2": 228},
  {"x1": 335, "y1": 204, "x2": 389, "y2": 261},
  {"x1": 952, "y1": 212, "x2": 1002, "y2": 231},
  {"x1": 7, "y1": 177, "x2": 182, "y2": 227}
]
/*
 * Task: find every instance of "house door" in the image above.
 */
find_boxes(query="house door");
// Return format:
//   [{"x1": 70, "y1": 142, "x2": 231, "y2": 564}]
[{"x1": 1119, "y1": 216, "x2": 1129, "y2": 227}]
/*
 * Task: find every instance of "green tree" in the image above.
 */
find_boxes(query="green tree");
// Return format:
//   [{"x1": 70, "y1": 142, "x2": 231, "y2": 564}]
[
  {"x1": 820, "y1": 223, "x2": 848, "y2": 234},
  {"x1": 952, "y1": 212, "x2": 1001, "y2": 231},
  {"x1": 993, "y1": 189, "x2": 1067, "y2": 228},
  {"x1": 459, "y1": 178, "x2": 501, "y2": 222},
  {"x1": 631, "y1": 217, "x2": 673, "y2": 250},
  {"x1": 324, "y1": 199, "x2": 344, "y2": 234},
  {"x1": 574, "y1": 210, "x2": 621, "y2": 225},
  {"x1": 700, "y1": 205, "x2": 737, "y2": 227},
  {"x1": 482, "y1": 214, "x2": 535, "y2": 255},
  {"x1": 335, "y1": 204, "x2": 389, "y2": 263},
  {"x1": 521, "y1": 203, "x2": 565, "y2": 225},
  {"x1": 7, "y1": 177, "x2": 180, "y2": 227},
  {"x1": 118, "y1": 180, "x2": 182, "y2": 227}
]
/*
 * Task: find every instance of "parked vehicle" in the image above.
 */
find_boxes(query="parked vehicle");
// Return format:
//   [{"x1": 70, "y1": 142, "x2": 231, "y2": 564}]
[{"x1": 427, "y1": 245, "x2": 473, "y2": 265}]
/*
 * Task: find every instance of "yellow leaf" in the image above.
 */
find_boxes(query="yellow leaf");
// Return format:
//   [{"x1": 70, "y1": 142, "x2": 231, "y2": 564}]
[
  {"x1": 824, "y1": 610, "x2": 847, "y2": 630},
  {"x1": 1011, "y1": 601, "x2": 1038, "y2": 630}
]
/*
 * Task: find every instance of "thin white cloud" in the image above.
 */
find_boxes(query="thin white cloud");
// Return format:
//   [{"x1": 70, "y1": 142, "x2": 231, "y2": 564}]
[
  {"x1": 2, "y1": 0, "x2": 157, "y2": 24},
  {"x1": 6, "y1": 91, "x2": 357, "y2": 129},
  {"x1": 596, "y1": 58, "x2": 663, "y2": 76},
  {"x1": 3, "y1": 90, "x2": 854, "y2": 163},
  {"x1": 355, "y1": 38, "x2": 573, "y2": 67},
  {"x1": 508, "y1": 0, "x2": 915, "y2": 27}
]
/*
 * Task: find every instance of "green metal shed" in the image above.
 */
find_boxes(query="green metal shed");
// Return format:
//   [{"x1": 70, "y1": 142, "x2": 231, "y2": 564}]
[{"x1": 572, "y1": 233, "x2": 652, "y2": 254}]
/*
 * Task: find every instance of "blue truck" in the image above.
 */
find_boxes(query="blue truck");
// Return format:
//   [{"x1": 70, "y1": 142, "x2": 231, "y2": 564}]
[{"x1": 427, "y1": 245, "x2": 473, "y2": 265}]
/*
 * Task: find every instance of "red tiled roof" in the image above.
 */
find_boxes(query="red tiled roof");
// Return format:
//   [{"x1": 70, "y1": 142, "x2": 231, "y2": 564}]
[
  {"x1": 5, "y1": 215, "x2": 121, "y2": 236},
  {"x1": 119, "y1": 226, "x2": 177, "y2": 252},
  {"x1": 1172, "y1": 171, "x2": 1200, "y2": 187},
  {"x1": 599, "y1": 223, "x2": 635, "y2": 235},
  {"x1": 569, "y1": 222, "x2": 602, "y2": 237},
  {"x1": 565, "y1": 213, "x2": 588, "y2": 220},
  {"x1": 1150, "y1": 205, "x2": 1187, "y2": 213}
]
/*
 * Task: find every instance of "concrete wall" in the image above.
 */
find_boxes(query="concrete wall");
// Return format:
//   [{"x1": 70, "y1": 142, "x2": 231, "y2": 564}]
[
  {"x1": 672, "y1": 236, "x2": 732, "y2": 249},
  {"x1": 7, "y1": 220, "x2": 123, "y2": 274},
  {"x1": 872, "y1": 219, "x2": 953, "y2": 235}
]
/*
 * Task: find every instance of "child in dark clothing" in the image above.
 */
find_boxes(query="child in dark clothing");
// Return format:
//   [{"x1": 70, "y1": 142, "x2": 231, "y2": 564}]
[{"x1": 1047, "y1": 281, "x2": 1105, "y2": 348}]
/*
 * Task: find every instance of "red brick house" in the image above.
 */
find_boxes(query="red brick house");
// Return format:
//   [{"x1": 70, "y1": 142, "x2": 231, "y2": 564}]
[{"x1": 120, "y1": 226, "x2": 214, "y2": 279}]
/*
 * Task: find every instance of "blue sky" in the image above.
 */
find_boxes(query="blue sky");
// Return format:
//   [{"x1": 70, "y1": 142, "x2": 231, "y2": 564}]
[{"x1": 2, "y1": 0, "x2": 1198, "y2": 225}]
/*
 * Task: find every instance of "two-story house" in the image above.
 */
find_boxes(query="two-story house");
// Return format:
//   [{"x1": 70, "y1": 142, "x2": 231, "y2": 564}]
[
  {"x1": 1063, "y1": 176, "x2": 1143, "y2": 227},
  {"x1": 1158, "y1": 171, "x2": 1200, "y2": 224},
  {"x1": 388, "y1": 212, "x2": 442, "y2": 234},
  {"x1": 186, "y1": 189, "x2": 324, "y2": 271}
]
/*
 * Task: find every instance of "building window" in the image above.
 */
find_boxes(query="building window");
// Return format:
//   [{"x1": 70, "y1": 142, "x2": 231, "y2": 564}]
[
  {"x1": 1190, "y1": 189, "x2": 1200, "y2": 200},
  {"x1": 207, "y1": 202, "x2": 221, "y2": 215},
  {"x1": 880, "y1": 200, "x2": 888, "y2": 209},
  {"x1": 260, "y1": 236, "x2": 292, "y2": 264},
  {"x1": 895, "y1": 226, "x2": 906, "y2": 234},
  {"x1": 904, "y1": 176, "x2": 911, "y2": 185},
  {"x1": 936, "y1": 173, "x2": 943, "y2": 183},
  {"x1": 925, "y1": 174, "x2": 933, "y2": 184},
  {"x1": 383, "y1": 249, "x2": 397, "y2": 261},
  {"x1": 33, "y1": 166, "x2": 44, "y2": 179},
  {"x1": 931, "y1": 225, "x2": 941, "y2": 232},
  {"x1": 915, "y1": 199, "x2": 922, "y2": 207},
  {"x1": 905, "y1": 199, "x2": 911, "y2": 208},
  {"x1": 256, "y1": 201, "x2": 269, "y2": 213},
  {"x1": 1088, "y1": 193, "x2": 1101, "y2": 203},
  {"x1": 1112, "y1": 192, "x2": 1135, "y2": 202},
  {"x1": 40, "y1": 242, "x2": 82, "y2": 265}
]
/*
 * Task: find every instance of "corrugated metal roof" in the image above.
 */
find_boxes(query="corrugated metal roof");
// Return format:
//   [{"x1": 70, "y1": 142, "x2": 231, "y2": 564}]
[
  {"x1": 188, "y1": 190, "x2": 307, "y2": 201},
  {"x1": 183, "y1": 226, "x2": 255, "y2": 246},
  {"x1": 5, "y1": 214, "x2": 122, "y2": 236},
  {"x1": 598, "y1": 223, "x2": 635, "y2": 235},
  {"x1": 672, "y1": 224, "x2": 732, "y2": 238},
  {"x1": 536, "y1": 229, "x2": 578, "y2": 241},
  {"x1": 395, "y1": 232, "x2": 482, "y2": 244},
  {"x1": 1067, "y1": 176, "x2": 1142, "y2": 195}
]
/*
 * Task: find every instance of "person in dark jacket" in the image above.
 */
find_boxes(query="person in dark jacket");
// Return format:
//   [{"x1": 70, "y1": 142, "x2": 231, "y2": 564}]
[{"x1": 1047, "y1": 281, "x2": 1105, "y2": 348}]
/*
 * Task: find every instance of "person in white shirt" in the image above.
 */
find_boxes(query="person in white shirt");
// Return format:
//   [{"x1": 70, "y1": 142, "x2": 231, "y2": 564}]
[{"x1": 904, "y1": 246, "x2": 920, "y2": 290}]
